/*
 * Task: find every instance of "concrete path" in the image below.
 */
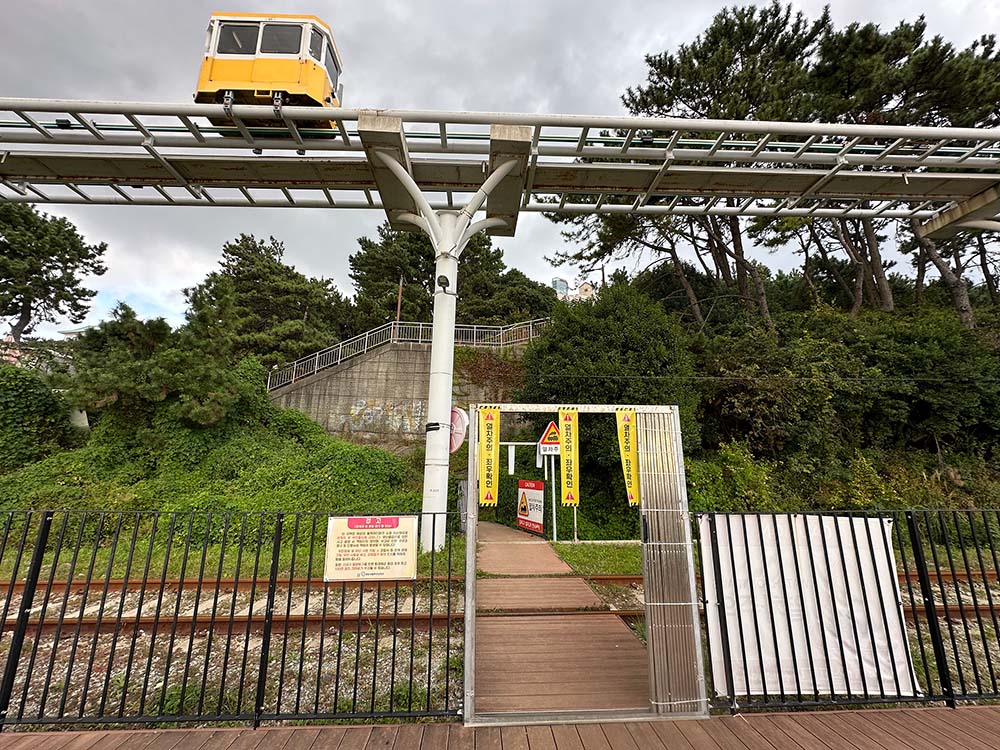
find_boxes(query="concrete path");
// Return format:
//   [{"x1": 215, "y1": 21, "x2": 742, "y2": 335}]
[{"x1": 474, "y1": 521, "x2": 649, "y2": 716}]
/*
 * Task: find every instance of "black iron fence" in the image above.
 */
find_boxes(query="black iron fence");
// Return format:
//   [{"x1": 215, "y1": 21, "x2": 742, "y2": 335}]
[
  {"x1": 697, "y1": 510, "x2": 1000, "y2": 712},
  {"x1": 0, "y1": 510, "x2": 463, "y2": 728}
]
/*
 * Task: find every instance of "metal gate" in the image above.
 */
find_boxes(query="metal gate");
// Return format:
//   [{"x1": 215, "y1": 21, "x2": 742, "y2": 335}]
[{"x1": 463, "y1": 403, "x2": 707, "y2": 723}]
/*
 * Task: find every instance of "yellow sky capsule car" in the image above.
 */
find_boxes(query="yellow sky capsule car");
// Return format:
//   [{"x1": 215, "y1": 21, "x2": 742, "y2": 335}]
[{"x1": 195, "y1": 12, "x2": 343, "y2": 129}]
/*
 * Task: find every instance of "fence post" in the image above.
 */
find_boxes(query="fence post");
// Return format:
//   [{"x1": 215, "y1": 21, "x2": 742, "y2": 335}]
[
  {"x1": 906, "y1": 511, "x2": 956, "y2": 707},
  {"x1": 707, "y1": 515, "x2": 737, "y2": 714},
  {"x1": 0, "y1": 510, "x2": 53, "y2": 730},
  {"x1": 253, "y1": 513, "x2": 284, "y2": 728}
]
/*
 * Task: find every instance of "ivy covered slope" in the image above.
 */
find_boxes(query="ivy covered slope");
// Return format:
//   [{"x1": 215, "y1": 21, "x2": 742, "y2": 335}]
[{"x1": 0, "y1": 339, "x2": 418, "y2": 516}]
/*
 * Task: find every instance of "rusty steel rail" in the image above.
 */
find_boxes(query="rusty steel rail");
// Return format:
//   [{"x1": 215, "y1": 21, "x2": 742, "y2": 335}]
[{"x1": 2, "y1": 569, "x2": 998, "y2": 595}]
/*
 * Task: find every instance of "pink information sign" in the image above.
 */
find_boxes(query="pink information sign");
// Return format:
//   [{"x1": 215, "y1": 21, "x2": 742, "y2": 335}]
[{"x1": 324, "y1": 515, "x2": 418, "y2": 582}]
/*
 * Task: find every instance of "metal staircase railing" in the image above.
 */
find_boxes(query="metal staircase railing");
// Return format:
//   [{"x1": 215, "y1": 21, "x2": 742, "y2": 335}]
[{"x1": 266, "y1": 318, "x2": 548, "y2": 391}]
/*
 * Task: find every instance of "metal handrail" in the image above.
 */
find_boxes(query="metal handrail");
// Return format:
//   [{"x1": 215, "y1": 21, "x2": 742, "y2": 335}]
[{"x1": 266, "y1": 318, "x2": 548, "y2": 390}]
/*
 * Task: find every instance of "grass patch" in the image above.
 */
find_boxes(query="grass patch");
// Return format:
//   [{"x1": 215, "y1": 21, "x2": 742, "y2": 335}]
[{"x1": 552, "y1": 542, "x2": 642, "y2": 576}]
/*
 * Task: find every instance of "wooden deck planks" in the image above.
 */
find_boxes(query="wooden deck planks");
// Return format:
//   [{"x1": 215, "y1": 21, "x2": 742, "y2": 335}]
[
  {"x1": 474, "y1": 613, "x2": 649, "y2": 713},
  {"x1": 476, "y1": 578, "x2": 604, "y2": 612},
  {"x1": 3, "y1": 709, "x2": 1000, "y2": 749}
]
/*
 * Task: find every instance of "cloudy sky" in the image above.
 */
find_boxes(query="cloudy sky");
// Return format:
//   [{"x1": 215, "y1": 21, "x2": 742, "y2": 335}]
[{"x1": 1, "y1": 0, "x2": 995, "y2": 335}]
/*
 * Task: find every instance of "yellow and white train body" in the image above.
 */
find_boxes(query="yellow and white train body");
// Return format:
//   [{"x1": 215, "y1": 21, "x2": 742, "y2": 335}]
[{"x1": 195, "y1": 12, "x2": 343, "y2": 128}]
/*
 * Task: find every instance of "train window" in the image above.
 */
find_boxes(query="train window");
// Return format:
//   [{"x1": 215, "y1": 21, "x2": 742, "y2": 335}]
[
  {"x1": 324, "y1": 41, "x2": 340, "y2": 87},
  {"x1": 260, "y1": 24, "x2": 301, "y2": 54},
  {"x1": 309, "y1": 28, "x2": 323, "y2": 60},
  {"x1": 217, "y1": 23, "x2": 259, "y2": 55}
]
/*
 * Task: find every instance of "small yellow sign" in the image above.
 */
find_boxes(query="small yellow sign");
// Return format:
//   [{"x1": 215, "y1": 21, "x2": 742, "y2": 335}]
[
  {"x1": 478, "y1": 406, "x2": 500, "y2": 506},
  {"x1": 558, "y1": 408, "x2": 579, "y2": 506},
  {"x1": 616, "y1": 409, "x2": 641, "y2": 506}
]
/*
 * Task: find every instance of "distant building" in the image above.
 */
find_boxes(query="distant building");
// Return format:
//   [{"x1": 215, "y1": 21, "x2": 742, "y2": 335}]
[
  {"x1": 552, "y1": 278, "x2": 598, "y2": 302},
  {"x1": 57, "y1": 326, "x2": 91, "y2": 339}
]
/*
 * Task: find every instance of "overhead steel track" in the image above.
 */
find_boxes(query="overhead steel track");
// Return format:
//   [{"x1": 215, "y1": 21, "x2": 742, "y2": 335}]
[{"x1": 1, "y1": 97, "x2": 1000, "y2": 237}]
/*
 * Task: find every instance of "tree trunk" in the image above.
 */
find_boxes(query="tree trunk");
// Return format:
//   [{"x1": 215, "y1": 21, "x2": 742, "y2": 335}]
[
  {"x1": 977, "y1": 234, "x2": 999, "y2": 306},
  {"x1": 635, "y1": 236, "x2": 705, "y2": 326},
  {"x1": 690, "y1": 239, "x2": 719, "y2": 286},
  {"x1": 837, "y1": 219, "x2": 878, "y2": 307},
  {"x1": 809, "y1": 222, "x2": 856, "y2": 307},
  {"x1": 669, "y1": 251, "x2": 705, "y2": 326},
  {"x1": 850, "y1": 260, "x2": 865, "y2": 316},
  {"x1": 8, "y1": 301, "x2": 32, "y2": 344},
  {"x1": 746, "y1": 261, "x2": 776, "y2": 333},
  {"x1": 700, "y1": 218, "x2": 734, "y2": 287},
  {"x1": 861, "y1": 218, "x2": 894, "y2": 311},
  {"x1": 800, "y1": 240, "x2": 821, "y2": 305},
  {"x1": 915, "y1": 244, "x2": 927, "y2": 306},
  {"x1": 909, "y1": 218, "x2": 975, "y2": 329},
  {"x1": 700, "y1": 216, "x2": 775, "y2": 332},
  {"x1": 725, "y1": 216, "x2": 753, "y2": 312}
]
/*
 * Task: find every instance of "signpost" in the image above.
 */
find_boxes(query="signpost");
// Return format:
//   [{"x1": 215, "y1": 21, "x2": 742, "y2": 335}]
[
  {"x1": 536, "y1": 422, "x2": 561, "y2": 541},
  {"x1": 324, "y1": 516, "x2": 418, "y2": 581},
  {"x1": 538, "y1": 421, "x2": 560, "y2": 455},
  {"x1": 516, "y1": 480, "x2": 545, "y2": 535}
]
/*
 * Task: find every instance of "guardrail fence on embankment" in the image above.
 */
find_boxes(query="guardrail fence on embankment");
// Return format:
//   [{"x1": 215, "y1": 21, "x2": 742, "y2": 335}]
[
  {"x1": 0, "y1": 510, "x2": 462, "y2": 729},
  {"x1": 266, "y1": 318, "x2": 548, "y2": 390},
  {"x1": 695, "y1": 510, "x2": 1000, "y2": 712}
]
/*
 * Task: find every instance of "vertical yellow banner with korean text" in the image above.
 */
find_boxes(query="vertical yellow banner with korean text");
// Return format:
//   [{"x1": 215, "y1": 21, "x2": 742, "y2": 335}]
[
  {"x1": 616, "y1": 409, "x2": 641, "y2": 506},
  {"x1": 478, "y1": 406, "x2": 500, "y2": 505},
  {"x1": 558, "y1": 408, "x2": 579, "y2": 506}
]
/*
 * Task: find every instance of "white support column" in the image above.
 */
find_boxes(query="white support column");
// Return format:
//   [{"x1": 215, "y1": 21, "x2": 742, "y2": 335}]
[
  {"x1": 369, "y1": 151, "x2": 521, "y2": 550},
  {"x1": 422, "y1": 215, "x2": 461, "y2": 552}
]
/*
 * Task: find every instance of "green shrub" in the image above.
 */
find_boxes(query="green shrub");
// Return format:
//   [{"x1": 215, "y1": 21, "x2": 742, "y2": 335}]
[
  {"x1": 0, "y1": 389, "x2": 419, "y2": 516},
  {"x1": 0, "y1": 364, "x2": 77, "y2": 474}
]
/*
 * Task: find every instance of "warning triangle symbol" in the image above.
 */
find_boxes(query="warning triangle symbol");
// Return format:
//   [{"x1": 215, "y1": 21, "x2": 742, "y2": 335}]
[
  {"x1": 540, "y1": 421, "x2": 560, "y2": 445},
  {"x1": 484, "y1": 491, "x2": 494, "y2": 502},
  {"x1": 565, "y1": 491, "x2": 575, "y2": 502},
  {"x1": 563, "y1": 413, "x2": 572, "y2": 422},
  {"x1": 485, "y1": 412, "x2": 495, "y2": 421},
  {"x1": 622, "y1": 413, "x2": 630, "y2": 422},
  {"x1": 518, "y1": 492, "x2": 529, "y2": 515}
]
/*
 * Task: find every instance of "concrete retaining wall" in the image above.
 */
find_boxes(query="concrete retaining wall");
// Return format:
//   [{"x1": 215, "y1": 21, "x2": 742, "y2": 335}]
[{"x1": 270, "y1": 342, "x2": 502, "y2": 442}]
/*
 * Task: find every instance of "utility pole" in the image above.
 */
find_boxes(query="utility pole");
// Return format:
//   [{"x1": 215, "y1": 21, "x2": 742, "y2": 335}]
[{"x1": 395, "y1": 274, "x2": 404, "y2": 323}]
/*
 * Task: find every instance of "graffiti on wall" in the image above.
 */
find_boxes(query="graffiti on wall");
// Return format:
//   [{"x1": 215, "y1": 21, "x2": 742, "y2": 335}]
[{"x1": 345, "y1": 399, "x2": 427, "y2": 434}]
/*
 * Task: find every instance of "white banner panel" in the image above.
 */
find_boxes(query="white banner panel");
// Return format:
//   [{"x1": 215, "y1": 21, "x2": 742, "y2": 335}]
[{"x1": 701, "y1": 514, "x2": 920, "y2": 699}]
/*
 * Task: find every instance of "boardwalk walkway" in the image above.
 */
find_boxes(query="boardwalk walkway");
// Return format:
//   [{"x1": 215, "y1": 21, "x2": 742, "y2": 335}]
[
  {"x1": 474, "y1": 522, "x2": 648, "y2": 716},
  {"x1": 5, "y1": 707, "x2": 1000, "y2": 749}
]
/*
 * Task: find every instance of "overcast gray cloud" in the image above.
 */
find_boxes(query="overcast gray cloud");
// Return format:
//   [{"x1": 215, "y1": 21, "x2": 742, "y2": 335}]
[{"x1": 1, "y1": 0, "x2": 996, "y2": 334}]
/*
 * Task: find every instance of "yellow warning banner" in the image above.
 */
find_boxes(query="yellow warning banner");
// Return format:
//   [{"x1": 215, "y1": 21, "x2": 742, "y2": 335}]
[
  {"x1": 478, "y1": 406, "x2": 500, "y2": 506},
  {"x1": 558, "y1": 408, "x2": 579, "y2": 506},
  {"x1": 616, "y1": 409, "x2": 641, "y2": 506}
]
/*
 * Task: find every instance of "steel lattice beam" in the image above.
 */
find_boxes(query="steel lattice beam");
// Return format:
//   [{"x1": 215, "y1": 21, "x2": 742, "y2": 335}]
[{"x1": 1, "y1": 98, "x2": 1000, "y2": 235}]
